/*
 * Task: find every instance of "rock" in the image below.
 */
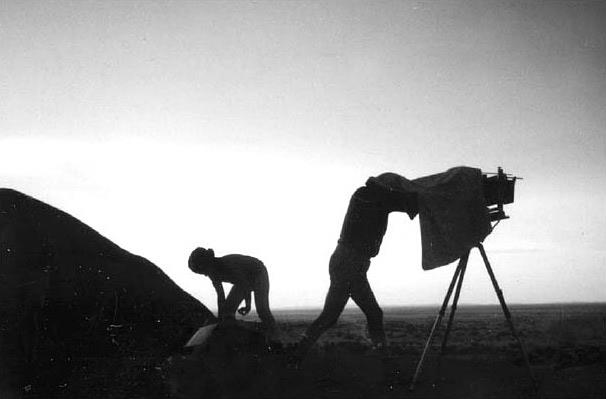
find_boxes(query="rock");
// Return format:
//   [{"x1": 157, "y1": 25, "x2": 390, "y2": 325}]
[
  {"x1": 168, "y1": 321, "x2": 283, "y2": 399},
  {"x1": 0, "y1": 188, "x2": 213, "y2": 397}
]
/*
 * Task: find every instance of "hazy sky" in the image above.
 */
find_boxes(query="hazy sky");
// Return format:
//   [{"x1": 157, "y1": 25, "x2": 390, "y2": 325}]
[{"x1": 2, "y1": 0, "x2": 605, "y2": 310}]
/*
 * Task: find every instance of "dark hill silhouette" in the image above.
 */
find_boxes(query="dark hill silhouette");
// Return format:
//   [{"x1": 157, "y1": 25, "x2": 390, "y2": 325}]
[{"x1": 0, "y1": 188, "x2": 213, "y2": 398}]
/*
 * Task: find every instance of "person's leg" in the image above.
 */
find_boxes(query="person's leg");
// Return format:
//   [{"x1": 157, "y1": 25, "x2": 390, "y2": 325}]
[
  {"x1": 295, "y1": 278, "x2": 350, "y2": 362},
  {"x1": 223, "y1": 285, "x2": 247, "y2": 319},
  {"x1": 298, "y1": 245, "x2": 352, "y2": 355},
  {"x1": 350, "y1": 271, "x2": 386, "y2": 347},
  {"x1": 253, "y1": 267, "x2": 276, "y2": 332},
  {"x1": 303, "y1": 279, "x2": 350, "y2": 342}
]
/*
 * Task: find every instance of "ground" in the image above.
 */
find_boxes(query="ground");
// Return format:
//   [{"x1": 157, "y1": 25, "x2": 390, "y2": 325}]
[
  {"x1": 18, "y1": 303, "x2": 606, "y2": 398},
  {"x1": 168, "y1": 303, "x2": 606, "y2": 399}
]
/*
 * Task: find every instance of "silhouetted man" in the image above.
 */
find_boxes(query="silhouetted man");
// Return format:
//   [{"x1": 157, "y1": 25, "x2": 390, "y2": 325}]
[
  {"x1": 297, "y1": 175, "x2": 418, "y2": 357},
  {"x1": 188, "y1": 247, "x2": 276, "y2": 335}
]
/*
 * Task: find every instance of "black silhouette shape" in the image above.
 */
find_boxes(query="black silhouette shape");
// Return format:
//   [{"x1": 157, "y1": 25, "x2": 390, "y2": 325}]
[
  {"x1": 296, "y1": 175, "x2": 418, "y2": 359},
  {"x1": 0, "y1": 188, "x2": 212, "y2": 397},
  {"x1": 188, "y1": 247, "x2": 276, "y2": 335}
]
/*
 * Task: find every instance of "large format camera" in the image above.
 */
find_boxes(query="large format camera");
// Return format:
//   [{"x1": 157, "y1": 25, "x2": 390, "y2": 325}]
[{"x1": 483, "y1": 167, "x2": 517, "y2": 222}]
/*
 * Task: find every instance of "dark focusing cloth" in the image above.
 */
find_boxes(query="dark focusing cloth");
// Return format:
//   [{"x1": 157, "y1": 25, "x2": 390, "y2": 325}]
[{"x1": 371, "y1": 167, "x2": 492, "y2": 270}]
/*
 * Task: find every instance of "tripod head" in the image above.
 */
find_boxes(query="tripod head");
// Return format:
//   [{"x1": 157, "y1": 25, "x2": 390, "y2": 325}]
[{"x1": 483, "y1": 167, "x2": 519, "y2": 223}]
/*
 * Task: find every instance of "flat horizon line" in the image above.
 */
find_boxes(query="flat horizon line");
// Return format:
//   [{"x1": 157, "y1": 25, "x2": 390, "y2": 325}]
[{"x1": 268, "y1": 300, "x2": 606, "y2": 312}]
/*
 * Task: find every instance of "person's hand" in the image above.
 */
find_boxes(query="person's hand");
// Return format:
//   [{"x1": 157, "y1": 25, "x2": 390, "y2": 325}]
[{"x1": 237, "y1": 306, "x2": 250, "y2": 316}]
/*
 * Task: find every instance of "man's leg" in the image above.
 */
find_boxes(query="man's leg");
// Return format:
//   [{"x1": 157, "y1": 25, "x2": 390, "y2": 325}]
[
  {"x1": 295, "y1": 278, "x2": 350, "y2": 362},
  {"x1": 302, "y1": 279, "x2": 350, "y2": 344},
  {"x1": 298, "y1": 246, "x2": 352, "y2": 356},
  {"x1": 350, "y1": 273, "x2": 386, "y2": 347},
  {"x1": 253, "y1": 268, "x2": 276, "y2": 332}
]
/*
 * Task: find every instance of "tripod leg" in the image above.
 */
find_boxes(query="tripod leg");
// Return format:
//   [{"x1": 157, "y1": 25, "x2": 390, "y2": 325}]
[
  {"x1": 409, "y1": 256, "x2": 465, "y2": 391},
  {"x1": 440, "y1": 251, "x2": 469, "y2": 354},
  {"x1": 478, "y1": 244, "x2": 537, "y2": 389}
]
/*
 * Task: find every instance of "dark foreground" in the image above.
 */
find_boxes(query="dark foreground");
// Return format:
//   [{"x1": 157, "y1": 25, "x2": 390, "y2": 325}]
[
  {"x1": 168, "y1": 303, "x2": 606, "y2": 399},
  {"x1": 11, "y1": 303, "x2": 606, "y2": 398},
  {"x1": 7, "y1": 189, "x2": 602, "y2": 398}
]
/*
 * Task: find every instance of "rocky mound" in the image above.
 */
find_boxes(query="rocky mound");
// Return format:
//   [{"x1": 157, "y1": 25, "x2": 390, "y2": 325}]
[{"x1": 0, "y1": 188, "x2": 213, "y2": 398}]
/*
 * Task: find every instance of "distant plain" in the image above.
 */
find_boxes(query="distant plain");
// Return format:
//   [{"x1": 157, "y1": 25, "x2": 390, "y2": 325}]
[
  {"x1": 46, "y1": 303, "x2": 606, "y2": 398},
  {"x1": 252, "y1": 303, "x2": 606, "y2": 398}
]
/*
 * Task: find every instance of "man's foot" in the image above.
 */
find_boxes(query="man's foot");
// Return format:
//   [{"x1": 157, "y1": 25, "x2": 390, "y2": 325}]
[
  {"x1": 286, "y1": 352, "x2": 303, "y2": 370},
  {"x1": 286, "y1": 341, "x2": 306, "y2": 370},
  {"x1": 286, "y1": 336, "x2": 314, "y2": 370},
  {"x1": 369, "y1": 339, "x2": 390, "y2": 358},
  {"x1": 372, "y1": 341, "x2": 386, "y2": 351}
]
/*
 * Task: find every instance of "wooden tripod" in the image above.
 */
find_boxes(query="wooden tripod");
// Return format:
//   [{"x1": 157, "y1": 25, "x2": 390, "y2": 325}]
[{"x1": 408, "y1": 243, "x2": 536, "y2": 391}]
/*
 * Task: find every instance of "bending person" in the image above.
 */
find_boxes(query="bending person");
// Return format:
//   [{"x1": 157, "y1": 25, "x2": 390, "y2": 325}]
[
  {"x1": 297, "y1": 174, "x2": 418, "y2": 357},
  {"x1": 188, "y1": 247, "x2": 276, "y2": 335}
]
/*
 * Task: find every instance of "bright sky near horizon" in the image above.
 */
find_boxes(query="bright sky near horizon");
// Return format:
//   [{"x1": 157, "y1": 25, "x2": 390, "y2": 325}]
[{"x1": 1, "y1": 1, "x2": 605, "y2": 311}]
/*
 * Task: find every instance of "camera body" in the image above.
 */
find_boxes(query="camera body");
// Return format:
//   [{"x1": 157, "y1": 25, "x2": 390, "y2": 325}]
[{"x1": 483, "y1": 167, "x2": 517, "y2": 221}]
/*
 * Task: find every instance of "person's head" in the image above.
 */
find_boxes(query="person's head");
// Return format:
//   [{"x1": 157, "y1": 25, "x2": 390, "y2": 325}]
[
  {"x1": 367, "y1": 173, "x2": 419, "y2": 217},
  {"x1": 389, "y1": 190, "x2": 419, "y2": 217},
  {"x1": 188, "y1": 247, "x2": 215, "y2": 275}
]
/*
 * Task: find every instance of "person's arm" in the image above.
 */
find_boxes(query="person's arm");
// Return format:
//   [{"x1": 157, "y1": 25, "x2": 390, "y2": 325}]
[
  {"x1": 238, "y1": 290, "x2": 251, "y2": 316},
  {"x1": 211, "y1": 278, "x2": 227, "y2": 319},
  {"x1": 231, "y1": 268, "x2": 251, "y2": 315}
]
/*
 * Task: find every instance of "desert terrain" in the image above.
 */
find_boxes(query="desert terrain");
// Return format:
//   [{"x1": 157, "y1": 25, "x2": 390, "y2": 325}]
[
  {"x1": 3, "y1": 189, "x2": 604, "y2": 398},
  {"x1": 168, "y1": 303, "x2": 606, "y2": 399}
]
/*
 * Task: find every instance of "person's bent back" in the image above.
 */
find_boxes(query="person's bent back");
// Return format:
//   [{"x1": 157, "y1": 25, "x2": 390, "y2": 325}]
[{"x1": 188, "y1": 247, "x2": 276, "y2": 334}]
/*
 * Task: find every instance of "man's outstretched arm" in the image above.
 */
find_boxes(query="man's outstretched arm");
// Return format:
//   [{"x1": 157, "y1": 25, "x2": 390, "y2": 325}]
[{"x1": 212, "y1": 279, "x2": 227, "y2": 319}]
